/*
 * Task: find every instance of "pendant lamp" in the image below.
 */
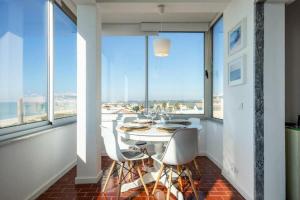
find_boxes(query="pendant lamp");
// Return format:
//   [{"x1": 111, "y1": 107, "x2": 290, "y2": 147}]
[{"x1": 154, "y1": 5, "x2": 171, "y2": 57}]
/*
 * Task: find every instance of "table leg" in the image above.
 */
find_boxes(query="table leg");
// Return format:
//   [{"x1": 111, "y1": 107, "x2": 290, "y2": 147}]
[{"x1": 166, "y1": 168, "x2": 172, "y2": 200}]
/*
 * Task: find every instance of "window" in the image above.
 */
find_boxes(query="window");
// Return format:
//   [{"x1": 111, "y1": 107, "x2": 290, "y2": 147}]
[
  {"x1": 101, "y1": 36, "x2": 146, "y2": 121},
  {"x1": 148, "y1": 33, "x2": 205, "y2": 114},
  {"x1": 0, "y1": 0, "x2": 48, "y2": 128},
  {"x1": 212, "y1": 17, "x2": 224, "y2": 119},
  {"x1": 101, "y1": 33, "x2": 205, "y2": 120},
  {"x1": 53, "y1": 4, "x2": 77, "y2": 119},
  {"x1": 0, "y1": 1, "x2": 77, "y2": 135}
]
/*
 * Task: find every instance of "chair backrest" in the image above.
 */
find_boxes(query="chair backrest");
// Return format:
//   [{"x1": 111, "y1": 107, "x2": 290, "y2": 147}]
[
  {"x1": 188, "y1": 117, "x2": 201, "y2": 125},
  {"x1": 101, "y1": 127, "x2": 125, "y2": 162},
  {"x1": 121, "y1": 116, "x2": 137, "y2": 123},
  {"x1": 162, "y1": 128, "x2": 198, "y2": 165},
  {"x1": 117, "y1": 116, "x2": 137, "y2": 148}
]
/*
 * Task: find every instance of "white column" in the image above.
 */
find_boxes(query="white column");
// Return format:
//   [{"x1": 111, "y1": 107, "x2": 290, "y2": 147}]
[
  {"x1": 264, "y1": 3, "x2": 285, "y2": 200},
  {"x1": 76, "y1": 3, "x2": 102, "y2": 184}
]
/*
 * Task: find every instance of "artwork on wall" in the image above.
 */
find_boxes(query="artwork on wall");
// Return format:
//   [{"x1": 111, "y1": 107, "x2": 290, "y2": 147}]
[
  {"x1": 228, "y1": 55, "x2": 246, "y2": 86},
  {"x1": 228, "y1": 18, "x2": 247, "y2": 55}
]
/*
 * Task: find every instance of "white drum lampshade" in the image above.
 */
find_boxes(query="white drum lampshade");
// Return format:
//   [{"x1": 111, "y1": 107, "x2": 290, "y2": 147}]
[{"x1": 153, "y1": 38, "x2": 171, "y2": 57}]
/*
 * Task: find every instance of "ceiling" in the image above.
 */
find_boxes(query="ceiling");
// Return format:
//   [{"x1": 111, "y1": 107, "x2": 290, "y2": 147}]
[{"x1": 96, "y1": 0, "x2": 231, "y2": 24}]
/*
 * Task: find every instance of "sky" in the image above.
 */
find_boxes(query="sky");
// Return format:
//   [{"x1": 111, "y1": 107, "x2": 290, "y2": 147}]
[
  {"x1": 0, "y1": 0, "x2": 76, "y2": 102},
  {"x1": 212, "y1": 17, "x2": 224, "y2": 97},
  {"x1": 102, "y1": 33, "x2": 208, "y2": 102}
]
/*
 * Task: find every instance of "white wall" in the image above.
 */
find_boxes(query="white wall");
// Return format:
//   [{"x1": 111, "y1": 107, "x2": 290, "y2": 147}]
[
  {"x1": 223, "y1": 0, "x2": 255, "y2": 199},
  {"x1": 264, "y1": 3, "x2": 286, "y2": 200},
  {"x1": 0, "y1": 124, "x2": 76, "y2": 200},
  {"x1": 285, "y1": 0, "x2": 300, "y2": 123},
  {"x1": 206, "y1": 120, "x2": 223, "y2": 168}
]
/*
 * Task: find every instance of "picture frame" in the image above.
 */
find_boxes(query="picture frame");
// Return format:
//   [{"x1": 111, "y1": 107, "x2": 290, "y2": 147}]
[
  {"x1": 228, "y1": 55, "x2": 246, "y2": 86},
  {"x1": 228, "y1": 18, "x2": 247, "y2": 56}
]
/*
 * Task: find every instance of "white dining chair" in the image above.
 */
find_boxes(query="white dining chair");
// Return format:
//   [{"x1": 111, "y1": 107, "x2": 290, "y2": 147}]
[
  {"x1": 151, "y1": 128, "x2": 199, "y2": 200},
  {"x1": 117, "y1": 116, "x2": 147, "y2": 150},
  {"x1": 101, "y1": 130, "x2": 149, "y2": 198}
]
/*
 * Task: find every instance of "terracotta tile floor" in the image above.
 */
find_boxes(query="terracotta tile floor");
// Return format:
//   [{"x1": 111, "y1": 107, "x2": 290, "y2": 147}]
[{"x1": 37, "y1": 156, "x2": 245, "y2": 200}]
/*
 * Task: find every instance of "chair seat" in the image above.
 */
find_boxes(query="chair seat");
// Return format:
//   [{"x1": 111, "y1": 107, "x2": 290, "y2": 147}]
[{"x1": 121, "y1": 150, "x2": 149, "y2": 161}]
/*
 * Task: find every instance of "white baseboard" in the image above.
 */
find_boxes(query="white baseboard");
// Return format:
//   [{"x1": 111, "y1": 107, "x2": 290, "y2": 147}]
[
  {"x1": 75, "y1": 170, "x2": 103, "y2": 184},
  {"x1": 221, "y1": 170, "x2": 252, "y2": 200},
  {"x1": 26, "y1": 160, "x2": 77, "y2": 200}
]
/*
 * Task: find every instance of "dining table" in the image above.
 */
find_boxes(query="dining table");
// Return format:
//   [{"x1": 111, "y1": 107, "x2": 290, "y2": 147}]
[{"x1": 115, "y1": 119, "x2": 202, "y2": 200}]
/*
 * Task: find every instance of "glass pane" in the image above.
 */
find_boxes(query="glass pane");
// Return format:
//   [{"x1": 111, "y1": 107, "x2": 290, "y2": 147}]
[
  {"x1": 212, "y1": 17, "x2": 224, "y2": 119},
  {"x1": 54, "y1": 4, "x2": 77, "y2": 119},
  {"x1": 148, "y1": 33, "x2": 205, "y2": 114},
  {"x1": 101, "y1": 36, "x2": 145, "y2": 121},
  {"x1": 0, "y1": 0, "x2": 48, "y2": 128}
]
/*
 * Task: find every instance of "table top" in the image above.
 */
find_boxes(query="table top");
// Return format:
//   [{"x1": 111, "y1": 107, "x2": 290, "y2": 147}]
[{"x1": 116, "y1": 123, "x2": 202, "y2": 142}]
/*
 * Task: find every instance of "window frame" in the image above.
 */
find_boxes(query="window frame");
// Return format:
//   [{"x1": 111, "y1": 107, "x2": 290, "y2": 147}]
[
  {"x1": 211, "y1": 16, "x2": 224, "y2": 121},
  {"x1": 0, "y1": 0, "x2": 77, "y2": 141}
]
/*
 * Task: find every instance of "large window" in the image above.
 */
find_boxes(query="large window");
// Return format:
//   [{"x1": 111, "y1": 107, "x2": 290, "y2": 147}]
[
  {"x1": 0, "y1": 1, "x2": 77, "y2": 133},
  {"x1": 212, "y1": 17, "x2": 224, "y2": 119},
  {"x1": 101, "y1": 36, "x2": 146, "y2": 121},
  {"x1": 53, "y1": 4, "x2": 77, "y2": 119},
  {"x1": 101, "y1": 33, "x2": 205, "y2": 119},
  {"x1": 0, "y1": 0, "x2": 48, "y2": 128},
  {"x1": 148, "y1": 33, "x2": 205, "y2": 114}
]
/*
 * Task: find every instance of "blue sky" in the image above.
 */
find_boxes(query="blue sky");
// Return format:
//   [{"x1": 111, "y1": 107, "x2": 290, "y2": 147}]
[
  {"x1": 213, "y1": 17, "x2": 224, "y2": 97},
  {"x1": 0, "y1": 0, "x2": 76, "y2": 102},
  {"x1": 53, "y1": 4, "x2": 77, "y2": 95},
  {"x1": 102, "y1": 33, "x2": 207, "y2": 102}
]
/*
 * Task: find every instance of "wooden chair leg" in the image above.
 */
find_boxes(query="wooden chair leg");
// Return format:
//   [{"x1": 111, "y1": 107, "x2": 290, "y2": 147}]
[
  {"x1": 128, "y1": 161, "x2": 134, "y2": 182},
  {"x1": 152, "y1": 164, "x2": 165, "y2": 195},
  {"x1": 117, "y1": 163, "x2": 124, "y2": 199},
  {"x1": 177, "y1": 165, "x2": 183, "y2": 192},
  {"x1": 166, "y1": 168, "x2": 173, "y2": 200},
  {"x1": 102, "y1": 161, "x2": 116, "y2": 193},
  {"x1": 193, "y1": 159, "x2": 201, "y2": 175},
  {"x1": 185, "y1": 166, "x2": 199, "y2": 200},
  {"x1": 136, "y1": 165, "x2": 149, "y2": 196}
]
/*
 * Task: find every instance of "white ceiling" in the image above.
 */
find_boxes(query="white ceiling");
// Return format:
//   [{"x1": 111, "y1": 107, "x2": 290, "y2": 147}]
[{"x1": 96, "y1": 0, "x2": 231, "y2": 23}]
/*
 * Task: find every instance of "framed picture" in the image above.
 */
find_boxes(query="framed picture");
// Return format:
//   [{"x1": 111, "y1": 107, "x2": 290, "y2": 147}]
[
  {"x1": 228, "y1": 18, "x2": 247, "y2": 56},
  {"x1": 228, "y1": 55, "x2": 246, "y2": 86}
]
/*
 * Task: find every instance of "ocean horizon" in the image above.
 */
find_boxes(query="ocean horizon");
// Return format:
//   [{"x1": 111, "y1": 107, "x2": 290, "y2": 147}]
[{"x1": 0, "y1": 102, "x2": 47, "y2": 120}]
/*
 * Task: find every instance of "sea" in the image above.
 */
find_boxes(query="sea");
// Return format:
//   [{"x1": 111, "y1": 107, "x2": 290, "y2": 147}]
[{"x1": 0, "y1": 102, "x2": 47, "y2": 120}]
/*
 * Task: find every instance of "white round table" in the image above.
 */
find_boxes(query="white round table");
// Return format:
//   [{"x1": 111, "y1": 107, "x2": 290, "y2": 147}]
[
  {"x1": 118, "y1": 124, "x2": 202, "y2": 141},
  {"x1": 116, "y1": 123, "x2": 202, "y2": 200}
]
